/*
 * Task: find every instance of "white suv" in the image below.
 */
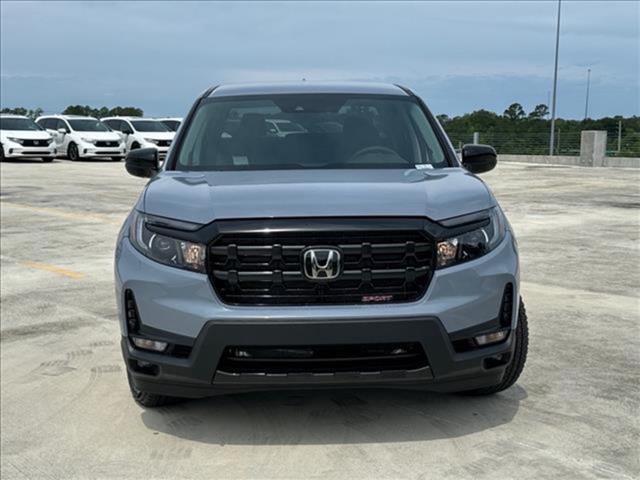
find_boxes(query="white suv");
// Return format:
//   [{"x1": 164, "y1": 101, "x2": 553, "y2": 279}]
[
  {"x1": 36, "y1": 115, "x2": 125, "y2": 161},
  {"x1": 102, "y1": 117, "x2": 175, "y2": 159},
  {"x1": 1, "y1": 114, "x2": 56, "y2": 162}
]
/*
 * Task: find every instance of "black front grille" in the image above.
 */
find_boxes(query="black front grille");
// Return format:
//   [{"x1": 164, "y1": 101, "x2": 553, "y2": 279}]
[
  {"x1": 22, "y1": 139, "x2": 50, "y2": 147},
  {"x1": 95, "y1": 140, "x2": 119, "y2": 147},
  {"x1": 208, "y1": 226, "x2": 435, "y2": 305},
  {"x1": 218, "y1": 343, "x2": 428, "y2": 374},
  {"x1": 158, "y1": 140, "x2": 171, "y2": 147}
]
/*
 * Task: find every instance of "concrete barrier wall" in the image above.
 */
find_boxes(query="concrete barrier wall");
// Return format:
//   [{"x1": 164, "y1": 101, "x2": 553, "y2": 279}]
[
  {"x1": 494, "y1": 130, "x2": 639, "y2": 168},
  {"x1": 498, "y1": 154, "x2": 640, "y2": 168}
]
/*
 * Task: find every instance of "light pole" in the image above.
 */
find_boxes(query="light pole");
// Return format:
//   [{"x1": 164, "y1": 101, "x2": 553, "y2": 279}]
[
  {"x1": 584, "y1": 68, "x2": 591, "y2": 120},
  {"x1": 549, "y1": 0, "x2": 562, "y2": 156}
]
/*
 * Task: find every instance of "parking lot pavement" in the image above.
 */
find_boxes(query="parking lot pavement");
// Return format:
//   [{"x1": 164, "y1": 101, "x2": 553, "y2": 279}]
[{"x1": 1, "y1": 158, "x2": 638, "y2": 480}]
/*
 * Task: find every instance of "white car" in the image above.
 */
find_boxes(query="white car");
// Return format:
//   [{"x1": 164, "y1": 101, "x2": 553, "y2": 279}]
[
  {"x1": 1, "y1": 114, "x2": 56, "y2": 162},
  {"x1": 102, "y1": 117, "x2": 175, "y2": 159},
  {"x1": 266, "y1": 119, "x2": 306, "y2": 137},
  {"x1": 157, "y1": 117, "x2": 182, "y2": 132},
  {"x1": 36, "y1": 115, "x2": 125, "y2": 161}
]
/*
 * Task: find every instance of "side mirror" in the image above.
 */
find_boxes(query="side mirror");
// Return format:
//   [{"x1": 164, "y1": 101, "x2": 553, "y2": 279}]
[
  {"x1": 461, "y1": 144, "x2": 497, "y2": 174},
  {"x1": 57, "y1": 128, "x2": 67, "y2": 135},
  {"x1": 122, "y1": 128, "x2": 133, "y2": 135},
  {"x1": 125, "y1": 148, "x2": 159, "y2": 178}
]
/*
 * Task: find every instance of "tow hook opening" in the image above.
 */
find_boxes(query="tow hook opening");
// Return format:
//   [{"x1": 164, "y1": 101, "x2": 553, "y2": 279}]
[
  {"x1": 129, "y1": 359, "x2": 159, "y2": 376},
  {"x1": 483, "y1": 352, "x2": 511, "y2": 370}
]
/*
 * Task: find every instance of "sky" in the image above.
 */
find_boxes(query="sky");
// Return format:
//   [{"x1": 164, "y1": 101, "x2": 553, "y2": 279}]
[{"x1": 1, "y1": 1, "x2": 638, "y2": 119}]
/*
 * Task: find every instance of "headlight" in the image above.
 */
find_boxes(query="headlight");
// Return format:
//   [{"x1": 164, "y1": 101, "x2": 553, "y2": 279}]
[
  {"x1": 436, "y1": 207, "x2": 506, "y2": 268},
  {"x1": 81, "y1": 137, "x2": 96, "y2": 144},
  {"x1": 129, "y1": 211, "x2": 206, "y2": 273},
  {"x1": 6, "y1": 137, "x2": 24, "y2": 145},
  {"x1": 144, "y1": 138, "x2": 159, "y2": 145}
]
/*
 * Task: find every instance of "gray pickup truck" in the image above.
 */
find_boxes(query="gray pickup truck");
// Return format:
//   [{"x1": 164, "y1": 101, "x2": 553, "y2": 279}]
[{"x1": 115, "y1": 82, "x2": 528, "y2": 407}]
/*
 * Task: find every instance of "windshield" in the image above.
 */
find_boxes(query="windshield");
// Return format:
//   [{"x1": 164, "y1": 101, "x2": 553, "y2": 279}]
[
  {"x1": 132, "y1": 120, "x2": 170, "y2": 132},
  {"x1": 0, "y1": 117, "x2": 43, "y2": 131},
  {"x1": 68, "y1": 119, "x2": 110, "y2": 132},
  {"x1": 175, "y1": 94, "x2": 448, "y2": 171},
  {"x1": 161, "y1": 120, "x2": 181, "y2": 131}
]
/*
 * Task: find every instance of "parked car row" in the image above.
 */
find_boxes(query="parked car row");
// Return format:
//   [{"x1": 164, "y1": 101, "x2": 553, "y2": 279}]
[{"x1": 0, "y1": 114, "x2": 182, "y2": 162}]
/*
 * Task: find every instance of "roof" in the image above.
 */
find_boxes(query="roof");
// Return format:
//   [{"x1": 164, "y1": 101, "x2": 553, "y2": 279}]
[
  {"x1": 37, "y1": 114, "x2": 97, "y2": 120},
  {"x1": 102, "y1": 116, "x2": 153, "y2": 121},
  {"x1": 209, "y1": 82, "x2": 409, "y2": 98}
]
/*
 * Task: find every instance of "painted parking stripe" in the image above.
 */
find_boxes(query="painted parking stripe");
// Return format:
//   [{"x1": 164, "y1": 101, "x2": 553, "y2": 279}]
[
  {"x1": 0, "y1": 201, "x2": 121, "y2": 225},
  {"x1": 21, "y1": 261, "x2": 85, "y2": 280}
]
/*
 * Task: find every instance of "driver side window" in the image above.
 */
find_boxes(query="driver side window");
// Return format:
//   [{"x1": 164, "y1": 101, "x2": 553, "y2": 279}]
[{"x1": 56, "y1": 119, "x2": 70, "y2": 132}]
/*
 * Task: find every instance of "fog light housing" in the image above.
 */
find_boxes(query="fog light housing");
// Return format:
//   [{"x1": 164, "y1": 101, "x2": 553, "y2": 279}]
[
  {"x1": 131, "y1": 336, "x2": 168, "y2": 352},
  {"x1": 474, "y1": 330, "x2": 508, "y2": 346}
]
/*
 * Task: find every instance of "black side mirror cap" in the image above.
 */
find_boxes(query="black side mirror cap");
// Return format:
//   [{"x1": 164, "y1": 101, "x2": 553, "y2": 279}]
[
  {"x1": 125, "y1": 148, "x2": 159, "y2": 178},
  {"x1": 461, "y1": 144, "x2": 497, "y2": 174}
]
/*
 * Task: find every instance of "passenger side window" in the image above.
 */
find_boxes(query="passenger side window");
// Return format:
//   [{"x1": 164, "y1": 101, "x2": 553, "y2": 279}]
[{"x1": 408, "y1": 104, "x2": 445, "y2": 166}]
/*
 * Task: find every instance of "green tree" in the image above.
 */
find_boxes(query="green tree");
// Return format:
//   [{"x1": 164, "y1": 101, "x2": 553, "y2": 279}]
[
  {"x1": 528, "y1": 104, "x2": 549, "y2": 119},
  {"x1": 109, "y1": 106, "x2": 143, "y2": 117},
  {"x1": 97, "y1": 107, "x2": 110, "y2": 118},
  {"x1": 1, "y1": 107, "x2": 43, "y2": 119},
  {"x1": 1, "y1": 107, "x2": 28, "y2": 116},
  {"x1": 63, "y1": 105, "x2": 93, "y2": 116},
  {"x1": 503, "y1": 103, "x2": 525, "y2": 121},
  {"x1": 61, "y1": 105, "x2": 144, "y2": 117}
]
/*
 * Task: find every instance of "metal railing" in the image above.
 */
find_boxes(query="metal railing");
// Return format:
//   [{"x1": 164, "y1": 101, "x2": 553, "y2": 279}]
[{"x1": 446, "y1": 130, "x2": 639, "y2": 157}]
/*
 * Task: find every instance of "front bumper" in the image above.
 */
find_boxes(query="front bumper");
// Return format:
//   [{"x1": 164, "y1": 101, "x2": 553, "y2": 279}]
[
  {"x1": 79, "y1": 145, "x2": 126, "y2": 158},
  {"x1": 123, "y1": 316, "x2": 515, "y2": 398},
  {"x1": 116, "y1": 230, "x2": 519, "y2": 397},
  {"x1": 2, "y1": 143, "x2": 55, "y2": 158}
]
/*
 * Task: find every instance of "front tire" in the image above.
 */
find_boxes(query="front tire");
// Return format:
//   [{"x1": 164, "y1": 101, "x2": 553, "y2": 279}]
[
  {"x1": 42, "y1": 157, "x2": 54, "y2": 163},
  {"x1": 111, "y1": 156, "x2": 123, "y2": 162},
  {"x1": 463, "y1": 297, "x2": 529, "y2": 395},
  {"x1": 67, "y1": 143, "x2": 79, "y2": 161},
  {"x1": 127, "y1": 371, "x2": 182, "y2": 408},
  {"x1": 0, "y1": 146, "x2": 5, "y2": 162}
]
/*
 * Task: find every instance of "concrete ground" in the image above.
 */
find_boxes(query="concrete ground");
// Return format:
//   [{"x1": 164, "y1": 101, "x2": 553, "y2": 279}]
[{"x1": 1, "y1": 159, "x2": 638, "y2": 480}]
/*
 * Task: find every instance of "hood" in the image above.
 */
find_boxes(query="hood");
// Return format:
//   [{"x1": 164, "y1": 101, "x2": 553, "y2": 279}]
[
  {"x1": 142, "y1": 168, "x2": 495, "y2": 225},
  {"x1": 75, "y1": 131, "x2": 122, "y2": 142},
  {"x1": 137, "y1": 132, "x2": 175, "y2": 141},
  {"x1": 1, "y1": 130, "x2": 52, "y2": 140}
]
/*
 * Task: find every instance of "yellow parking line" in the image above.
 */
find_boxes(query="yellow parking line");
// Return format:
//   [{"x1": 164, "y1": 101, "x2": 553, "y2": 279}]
[
  {"x1": 0, "y1": 201, "x2": 121, "y2": 225},
  {"x1": 21, "y1": 261, "x2": 85, "y2": 280}
]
